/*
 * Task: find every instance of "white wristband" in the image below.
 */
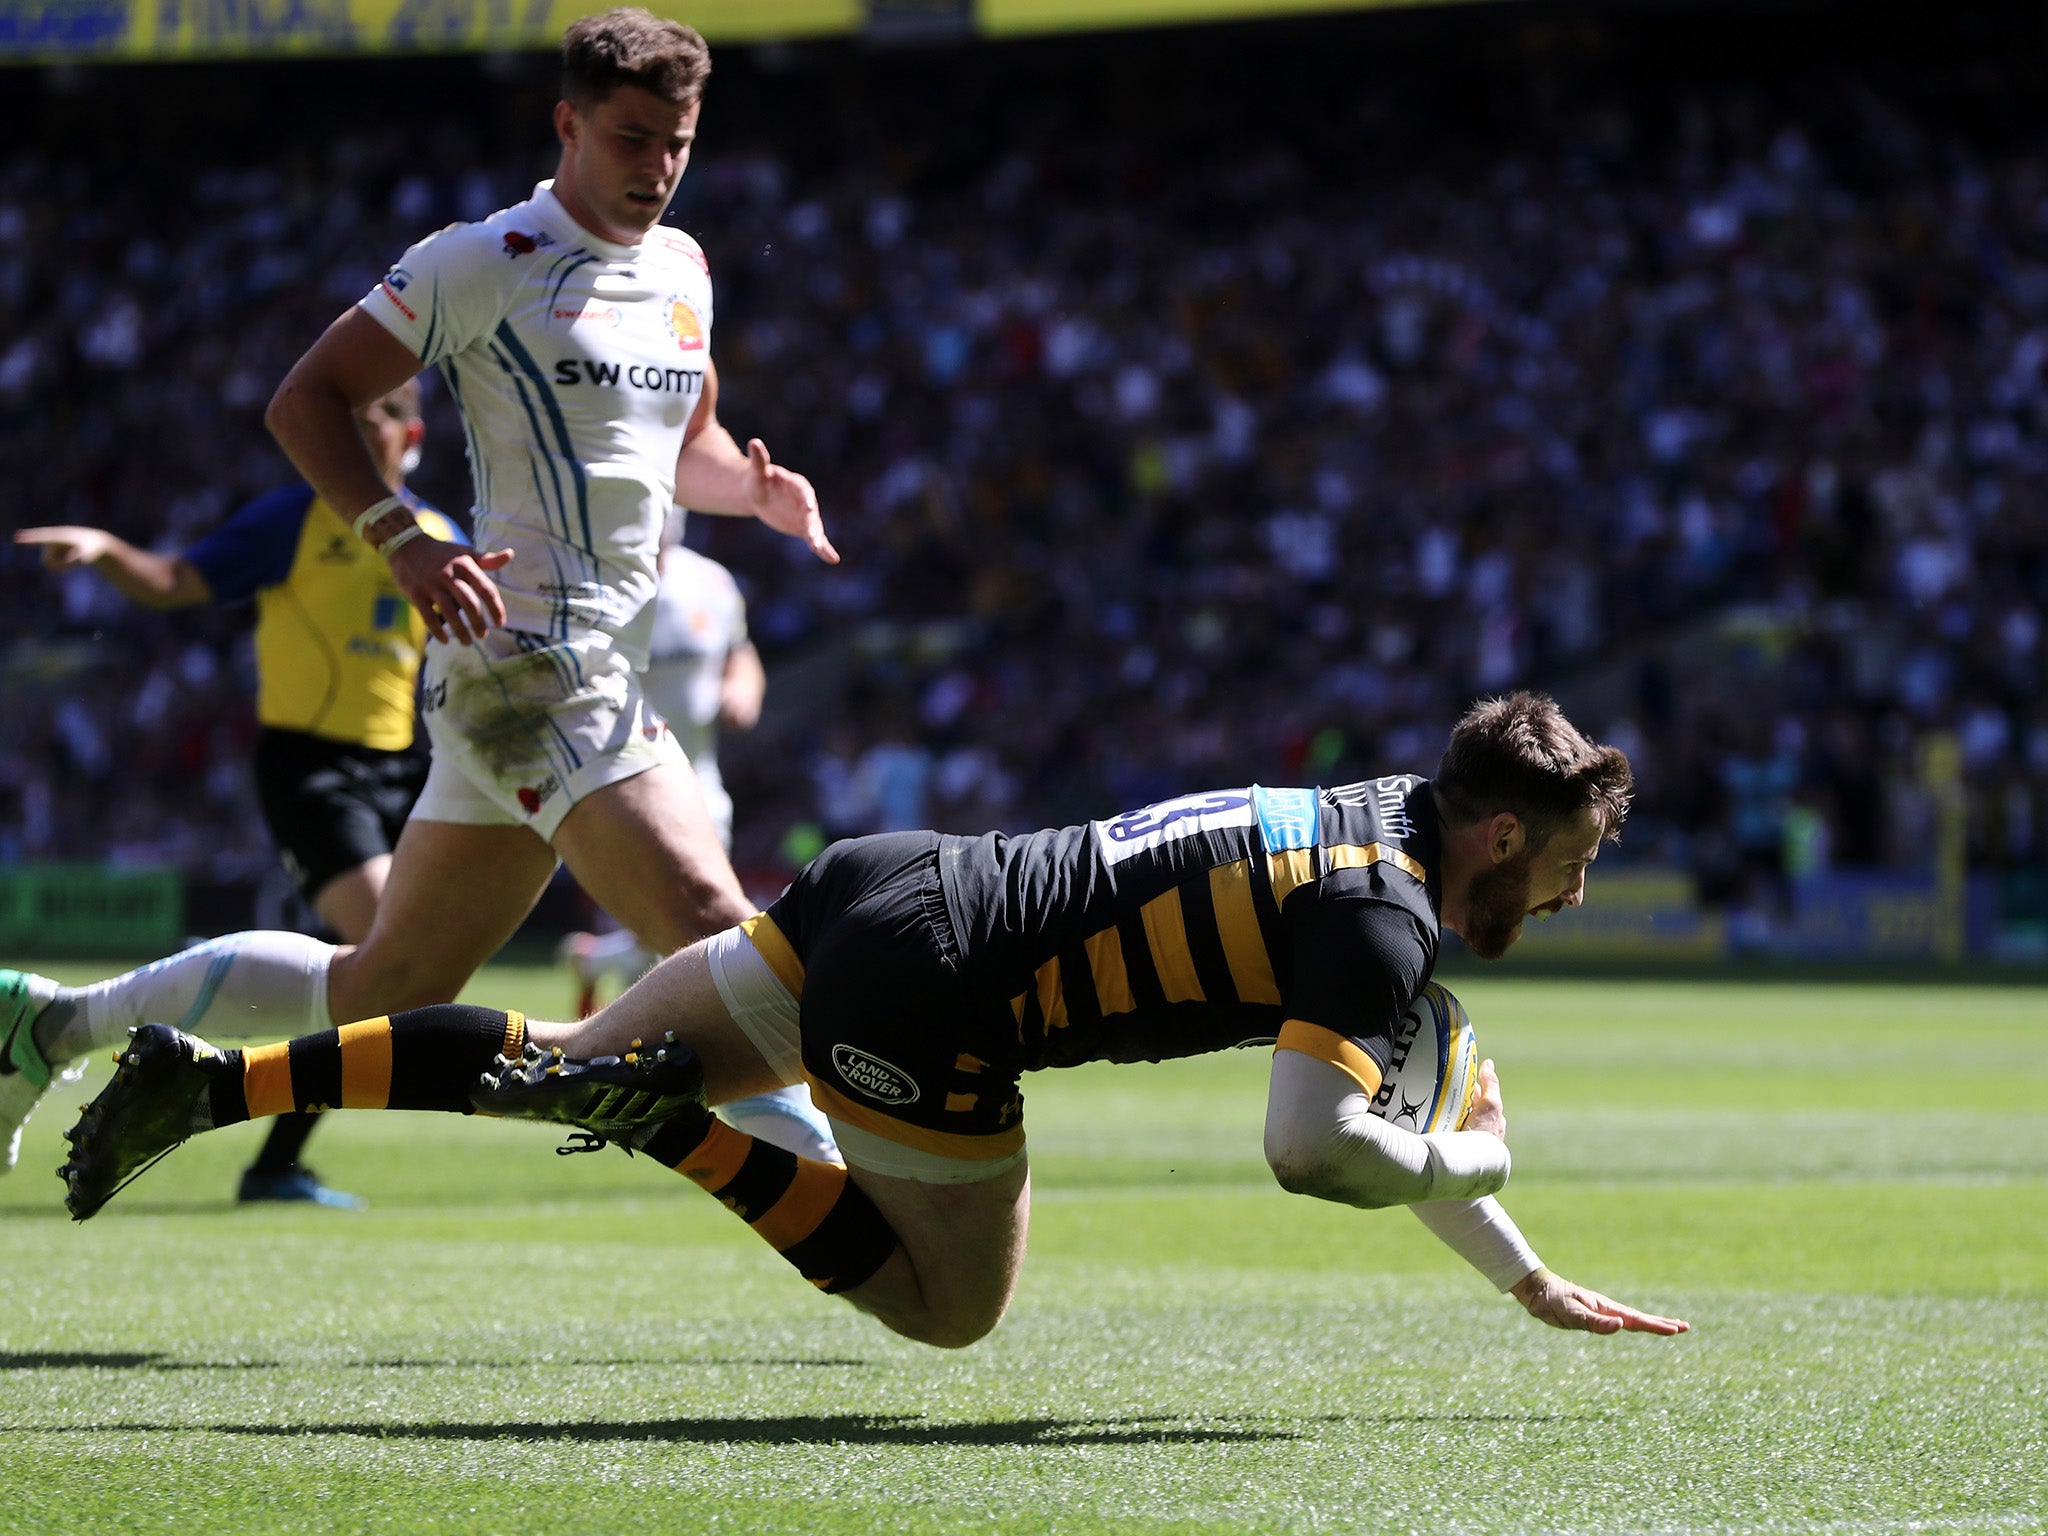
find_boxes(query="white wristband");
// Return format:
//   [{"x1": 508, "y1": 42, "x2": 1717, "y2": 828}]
[
  {"x1": 351, "y1": 495, "x2": 406, "y2": 542},
  {"x1": 375, "y1": 522, "x2": 427, "y2": 558}
]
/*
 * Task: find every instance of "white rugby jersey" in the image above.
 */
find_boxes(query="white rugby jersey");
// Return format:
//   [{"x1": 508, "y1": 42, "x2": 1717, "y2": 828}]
[
  {"x1": 645, "y1": 545, "x2": 745, "y2": 770},
  {"x1": 360, "y1": 181, "x2": 714, "y2": 661}
]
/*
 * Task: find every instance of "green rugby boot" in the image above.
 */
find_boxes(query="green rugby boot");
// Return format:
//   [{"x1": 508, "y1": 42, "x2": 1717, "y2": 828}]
[
  {"x1": 0, "y1": 969, "x2": 69, "y2": 1174},
  {"x1": 472, "y1": 1035, "x2": 707, "y2": 1151},
  {"x1": 60, "y1": 1023, "x2": 226, "y2": 1221}
]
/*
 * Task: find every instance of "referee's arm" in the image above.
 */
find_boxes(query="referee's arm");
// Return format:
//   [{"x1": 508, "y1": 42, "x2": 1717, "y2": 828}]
[{"x1": 15, "y1": 526, "x2": 212, "y2": 609}]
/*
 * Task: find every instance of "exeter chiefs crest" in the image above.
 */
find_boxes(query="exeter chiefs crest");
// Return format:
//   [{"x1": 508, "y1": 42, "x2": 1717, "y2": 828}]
[{"x1": 667, "y1": 298, "x2": 705, "y2": 352}]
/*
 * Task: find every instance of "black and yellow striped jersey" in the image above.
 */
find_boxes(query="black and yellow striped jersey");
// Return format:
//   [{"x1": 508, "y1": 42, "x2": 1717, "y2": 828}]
[{"x1": 938, "y1": 777, "x2": 1442, "y2": 1095}]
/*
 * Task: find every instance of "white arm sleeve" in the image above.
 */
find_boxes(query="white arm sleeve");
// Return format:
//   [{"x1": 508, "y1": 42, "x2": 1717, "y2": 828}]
[
  {"x1": 1408, "y1": 1198, "x2": 1544, "y2": 1292},
  {"x1": 1264, "y1": 1048, "x2": 1511, "y2": 1209}
]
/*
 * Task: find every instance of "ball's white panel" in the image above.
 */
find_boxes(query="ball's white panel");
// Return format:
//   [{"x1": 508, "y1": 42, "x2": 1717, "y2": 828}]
[{"x1": 1368, "y1": 982, "x2": 1479, "y2": 1133}]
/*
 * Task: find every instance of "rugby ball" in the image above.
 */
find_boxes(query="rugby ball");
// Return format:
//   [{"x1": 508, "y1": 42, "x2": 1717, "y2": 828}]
[{"x1": 1368, "y1": 982, "x2": 1480, "y2": 1134}]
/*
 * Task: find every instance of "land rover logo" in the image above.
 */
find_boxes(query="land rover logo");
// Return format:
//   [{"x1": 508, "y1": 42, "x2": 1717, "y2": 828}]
[{"x1": 832, "y1": 1045, "x2": 920, "y2": 1105}]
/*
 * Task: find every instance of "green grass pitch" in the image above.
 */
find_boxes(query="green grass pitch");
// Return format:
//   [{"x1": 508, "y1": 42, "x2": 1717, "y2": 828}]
[{"x1": 1, "y1": 965, "x2": 2043, "y2": 1534}]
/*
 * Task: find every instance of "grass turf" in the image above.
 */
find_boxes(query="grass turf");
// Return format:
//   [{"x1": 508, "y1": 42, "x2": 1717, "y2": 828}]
[{"x1": 0, "y1": 966, "x2": 2043, "y2": 1534}]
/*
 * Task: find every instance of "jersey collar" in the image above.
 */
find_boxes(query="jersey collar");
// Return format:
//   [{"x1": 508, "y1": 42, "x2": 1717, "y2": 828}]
[{"x1": 532, "y1": 180, "x2": 643, "y2": 260}]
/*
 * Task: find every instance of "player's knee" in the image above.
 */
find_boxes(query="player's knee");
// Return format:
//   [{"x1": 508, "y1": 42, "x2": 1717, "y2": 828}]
[
  {"x1": 878, "y1": 1303, "x2": 1004, "y2": 1351},
  {"x1": 855, "y1": 1286, "x2": 1007, "y2": 1350}
]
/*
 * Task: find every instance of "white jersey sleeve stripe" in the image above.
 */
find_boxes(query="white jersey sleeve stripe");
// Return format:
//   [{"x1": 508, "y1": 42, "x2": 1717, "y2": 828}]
[
  {"x1": 439, "y1": 358, "x2": 494, "y2": 515},
  {"x1": 492, "y1": 323, "x2": 594, "y2": 555},
  {"x1": 489, "y1": 341, "x2": 577, "y2": 556}
]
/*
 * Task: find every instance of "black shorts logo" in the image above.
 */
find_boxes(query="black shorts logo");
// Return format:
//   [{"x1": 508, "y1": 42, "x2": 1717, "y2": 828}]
[{"x1": 832, "y1": 1045, "x2": 920, "y2": 1105}]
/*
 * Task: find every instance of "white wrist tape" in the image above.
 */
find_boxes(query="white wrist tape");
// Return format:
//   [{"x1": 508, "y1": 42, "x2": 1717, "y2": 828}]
[
  {"x1": 351, "y1": 495, "x2": 406, "y2": 542},
  {"x1": 374, "y1": 521, "x2": 426, "y2": 558}
]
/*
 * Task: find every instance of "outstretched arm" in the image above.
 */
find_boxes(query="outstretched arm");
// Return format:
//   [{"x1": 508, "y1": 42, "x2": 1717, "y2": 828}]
[
  {"x1": 1271, "y1": 1051, "x2": 1689, "y2": 1337},
  {"x1": 14, "y1": 527, "x2": 211, "y2": 609},
  {"x1": 674, "y1": 360, "x2": 838, "y2": 564}
]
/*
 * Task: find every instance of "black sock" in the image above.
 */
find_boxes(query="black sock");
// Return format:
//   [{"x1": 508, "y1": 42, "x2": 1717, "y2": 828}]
[{"x1": 247, "y1": 1111, "x2": 321, "y2": 1174}]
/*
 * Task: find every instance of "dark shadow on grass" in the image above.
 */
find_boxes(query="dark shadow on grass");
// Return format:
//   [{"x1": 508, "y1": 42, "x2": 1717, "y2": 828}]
[
  {"x1": 51, "y1": 1414, "x2": 1295, "y2": 1447},
  {"x1": 0, "y1": 1351, "x2": 291, "y2": 1372},
  {"x1": 337, "y1": 1356, "x2": 871, "y2": 1372},
  {"x1": 1313, "y1": 1411, "x2": 1590, "y2": 1425},
  {"x1": 0, "y1": 1351, "x2": 172, "y2": 1370},
  {"x1": 0, "y1": 1351, "x2": 871, "y2": 1374}
]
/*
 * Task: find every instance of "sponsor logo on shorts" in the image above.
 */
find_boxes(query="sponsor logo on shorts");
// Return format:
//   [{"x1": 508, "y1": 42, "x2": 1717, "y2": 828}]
[
  {"x1": 421, "y1": 678, "x2": 448, "y2": 712},
  {"x1": 832, "y1": 1045, "x2": 920, "y2": 1105},
  {"x1": 516, "y1": 774, "x2": 561, "y2": 817}
]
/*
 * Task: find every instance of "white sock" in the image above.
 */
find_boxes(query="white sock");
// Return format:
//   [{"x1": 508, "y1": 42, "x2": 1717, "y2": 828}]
[
  {"x1": 44, "y1": 932, "x2": 334, "y2": 1064},
  {"x1": 575, "y1": 929, "x2": 657, "y2": 985},
  {"x1": 718, "y1": 1084, "x2": 843, "y2": 1166}
]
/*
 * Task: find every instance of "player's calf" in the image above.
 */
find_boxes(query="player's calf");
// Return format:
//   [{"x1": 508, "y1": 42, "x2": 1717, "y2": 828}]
[
  {"x1": 474, "y1": 1052, "x2": 897, "y2": 1297},
  {"x1": 62, "y1": 1004, "x2": 530, "y2": 1218}
]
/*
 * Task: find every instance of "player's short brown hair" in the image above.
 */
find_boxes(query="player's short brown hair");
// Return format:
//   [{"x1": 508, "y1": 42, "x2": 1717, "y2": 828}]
[
  {"x1": 1434, "y1": 692, "x2": 1633, "y2": 847},
  {"x1": 561, "y1": 7, "x2": 711, "y2": 111}
]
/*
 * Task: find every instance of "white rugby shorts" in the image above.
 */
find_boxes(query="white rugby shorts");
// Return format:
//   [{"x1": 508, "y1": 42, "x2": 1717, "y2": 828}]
[{"x1": 409, "y1": 630, "x2": 685, "y2": 842}]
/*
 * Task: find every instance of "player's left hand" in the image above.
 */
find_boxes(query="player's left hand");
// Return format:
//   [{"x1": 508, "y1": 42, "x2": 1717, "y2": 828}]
[
  {"x1": 1510, "y1": 1268, "x2": 1690, "y2": 1336},
  {"x1": 744, "y1": 438, "x2": 838, "y2": 564},
  {"x1": 1465, "y1": 1057, "x2": 1506, "y2": 1140}
]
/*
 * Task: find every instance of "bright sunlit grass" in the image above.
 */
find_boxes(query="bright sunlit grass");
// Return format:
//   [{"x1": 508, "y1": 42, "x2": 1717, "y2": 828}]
[{"x1": 1, "y1": 966, "x2": 2042, "y2": 1534}]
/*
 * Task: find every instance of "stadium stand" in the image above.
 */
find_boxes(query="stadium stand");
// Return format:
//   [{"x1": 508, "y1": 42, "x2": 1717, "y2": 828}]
[{"x1": 3, "y1": 5, "x2": 2044, "y2": 948}]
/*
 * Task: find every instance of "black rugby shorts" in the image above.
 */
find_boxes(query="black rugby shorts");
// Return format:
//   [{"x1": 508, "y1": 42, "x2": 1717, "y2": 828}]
[
  {"x1": 253, "y1": 727, "x2": 428, "y2": 902},
  {"x1": 762, "y1": 831, "x2": 1026, "y2": 1161}
]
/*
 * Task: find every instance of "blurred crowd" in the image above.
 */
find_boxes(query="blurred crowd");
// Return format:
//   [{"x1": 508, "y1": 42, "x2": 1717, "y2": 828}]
[{"x1": 2, "y1": 17, "x2": 2044, "y2": 930}]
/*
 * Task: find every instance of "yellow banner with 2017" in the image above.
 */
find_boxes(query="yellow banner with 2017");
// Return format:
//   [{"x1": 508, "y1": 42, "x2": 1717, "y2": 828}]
[
  {"x1": 979, "y1": 0, "x2": 1473, "y2": 33},
  {"x1": 1, "y1": 0, "x2": 1480, "y2": 61},
  {"x1": 0, "y1": 0, "x2": 859, "y2": 62}
]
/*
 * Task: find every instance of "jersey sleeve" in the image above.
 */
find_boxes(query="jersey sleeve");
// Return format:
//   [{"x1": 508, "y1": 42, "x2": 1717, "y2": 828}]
[
  {"x1": 183, "y1": 485, "x2": 317, "y2": 603},
  {"x1": 359, "y1": 224, "x2": 508, "y2": 369},
  {"x1": 1275, "y1": 890, "x2": 1434, "y2": 1096}
]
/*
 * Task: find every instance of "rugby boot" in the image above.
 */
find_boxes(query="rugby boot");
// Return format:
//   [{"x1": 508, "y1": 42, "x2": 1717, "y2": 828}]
[
  {"x1": 236, "y1": 1164, "x2": 367, "y2": 1210},
  {"x1": 61, "y1": 1023, "x2": 223, "y2": 1221},
  {"x1": 0, "y1": 969, "x2": 74, "y2": 1174},
  {"x1": 472, "y1": 1034, "x2": 706, "y2": 1149}
]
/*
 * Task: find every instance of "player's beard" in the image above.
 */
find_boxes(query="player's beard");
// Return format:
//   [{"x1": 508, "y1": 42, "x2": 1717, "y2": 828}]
[{"x1": 1462, "y1": 846, "x2": 1537, "y2": 960}]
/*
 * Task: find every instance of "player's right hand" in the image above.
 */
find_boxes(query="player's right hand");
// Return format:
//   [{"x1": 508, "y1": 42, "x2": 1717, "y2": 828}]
[
  {"x1": 1511, "y1": 1268, "x2": 1690, "y2": 1336},
  {"x1": 1465, "y1": 1057, "x2": 1506, "y2": 1140},
  {"x1": 387, "y1": 533, "x2": 514, "y2": 645},
  {"x1": 14, "y1": 526, "x2": 113, "y2": 570}
]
